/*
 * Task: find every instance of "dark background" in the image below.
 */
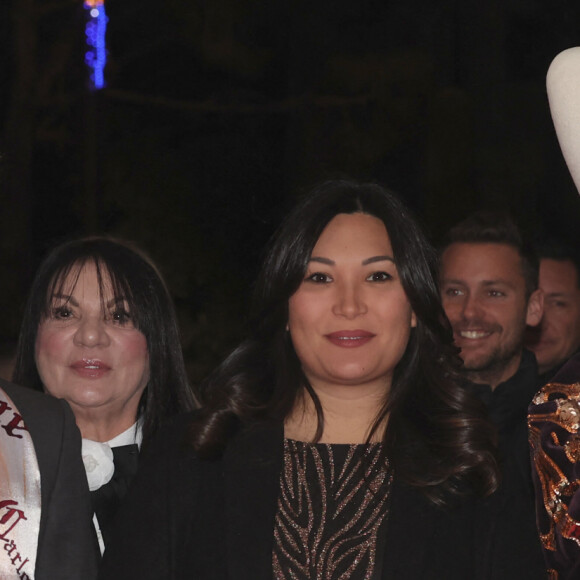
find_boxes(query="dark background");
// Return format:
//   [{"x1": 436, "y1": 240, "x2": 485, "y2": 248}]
[{"x1": 2, "y1": 0, "x2": 580, "y2": 382}]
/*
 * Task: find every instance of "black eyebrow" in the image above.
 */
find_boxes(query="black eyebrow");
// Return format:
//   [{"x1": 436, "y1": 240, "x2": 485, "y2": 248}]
[
  {"x1": 51, "y1": 294, "x2": 127, "y2": 309},
  {"x1": 480, "y1": 280, "x2": 517, "y2": 290},
  {"x1": 52, "y1": 293, "x2": 79, "y2": 307},
  {"x1": 106, "y1": 297, "x2": 129, "y2": 308},
  {"x1": 440, "y1": 279, "x2": 517, "y2": 290},
  {"x1": 309, "y1": 255, "x2": 395, "y2": 266},
  {"x1": 310, "y1": 257, "x2": 334, "y2": 265},
  {"x1": 362, "y1": 255, "x2": 395, "y2": 266}
]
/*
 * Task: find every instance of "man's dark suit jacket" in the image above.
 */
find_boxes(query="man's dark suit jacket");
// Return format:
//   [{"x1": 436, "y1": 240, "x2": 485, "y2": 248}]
[
  {"x1": 466, "y1": 351, "x2": 547, "y2": 579},
  {"x1": 101, "y1": 412, "x2": 537, "y2": 580},
  {"x1": 2, "y1": 379, "x2": 99, "y2": 580}
]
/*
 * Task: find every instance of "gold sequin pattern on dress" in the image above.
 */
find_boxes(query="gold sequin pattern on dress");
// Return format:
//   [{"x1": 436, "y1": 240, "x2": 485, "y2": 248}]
[
  {"x1": 532, "y1": 383, "x2": 580, "y2": 433},
  {"x1": 272, "y1": 438, "x2": 392, "y2": 580},
  {"x1": 529, "y1": 381, "x2": 580, "y2": 564},
  {"x1": 565, "y1": 434, "x2": 580, "y2": 464}
]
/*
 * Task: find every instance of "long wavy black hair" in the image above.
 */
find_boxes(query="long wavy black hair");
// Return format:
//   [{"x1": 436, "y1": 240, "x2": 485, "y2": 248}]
[
  {"x1": 13, "y1": 237, "x2": 195, "y2": 447},
  {"x1": 192, "y1": 180, "x2": 499, "y2": 504}
]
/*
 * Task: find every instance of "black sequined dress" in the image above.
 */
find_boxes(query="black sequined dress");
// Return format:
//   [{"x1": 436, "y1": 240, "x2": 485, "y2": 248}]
[{"x1": 272, "y1": 439, "x2": 392, "y2": 580}]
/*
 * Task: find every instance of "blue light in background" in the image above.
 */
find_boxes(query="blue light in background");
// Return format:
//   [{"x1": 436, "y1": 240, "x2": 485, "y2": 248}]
[{"x1": 84, "y1": 1, "x2": 108, "y2": 90}]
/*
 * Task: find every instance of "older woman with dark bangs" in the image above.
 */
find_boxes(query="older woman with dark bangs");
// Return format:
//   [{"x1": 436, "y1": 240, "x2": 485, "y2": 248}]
[
  {"x1": 12, "y1": 237, "x2": 195, "y2": 551},
  {"x1": 102, "y1": 181, "x2": 501, "y2": 579}
]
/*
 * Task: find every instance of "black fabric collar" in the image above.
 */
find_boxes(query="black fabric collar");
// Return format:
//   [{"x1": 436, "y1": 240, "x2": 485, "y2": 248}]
[{"x1": 466, "y1": 349, "x2": 540, "y2": 429}]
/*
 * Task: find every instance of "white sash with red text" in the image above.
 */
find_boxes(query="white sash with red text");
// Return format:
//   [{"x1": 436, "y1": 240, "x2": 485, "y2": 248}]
[{"x1": 0, "y1": 387, "x2": 41, "y2": 579}]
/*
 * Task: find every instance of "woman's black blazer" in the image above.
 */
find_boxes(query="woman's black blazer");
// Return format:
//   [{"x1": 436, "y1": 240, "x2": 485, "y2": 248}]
[{"x1": 100, "y1": 413, "x2": 546, "y2": 580}]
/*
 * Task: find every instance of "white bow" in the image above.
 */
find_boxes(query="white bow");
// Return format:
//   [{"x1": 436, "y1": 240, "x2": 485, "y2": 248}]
[{"x1": 81, "y1": 439, "x2": 115, "y2": 491}]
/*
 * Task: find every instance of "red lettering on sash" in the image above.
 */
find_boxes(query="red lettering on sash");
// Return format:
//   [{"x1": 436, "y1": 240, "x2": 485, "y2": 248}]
[
  {"x1": 0, "y1": 501, "x2": 26, "y2": 539},
  {"x1": 2, "y1": 414, "x2": 27, "y2": 439},
  {"x1": 3, "y1": 539, "x2": 17, "y2": 555},
  {"x1": 16, "y1": 557, "x2": 29, "y2": 572}
]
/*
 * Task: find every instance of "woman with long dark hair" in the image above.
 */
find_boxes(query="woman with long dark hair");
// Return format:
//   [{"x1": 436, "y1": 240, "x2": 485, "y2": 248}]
[
  {"x1": 101, "y1": 181, "x2": 499, "y2": 579},
  {"x1": 13, "y1": 237, "x2": 195, "y2": 551}
]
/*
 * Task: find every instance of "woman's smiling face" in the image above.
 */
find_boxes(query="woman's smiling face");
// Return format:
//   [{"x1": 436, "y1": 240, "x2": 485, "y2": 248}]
[{"x1": 287, "y1": 212, "x2": 416, "y2": 394}]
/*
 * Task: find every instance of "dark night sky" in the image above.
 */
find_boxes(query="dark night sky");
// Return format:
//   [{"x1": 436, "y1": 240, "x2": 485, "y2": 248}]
[{"x1": 2, "y1": 0, "x2": 580, "y2": 380}]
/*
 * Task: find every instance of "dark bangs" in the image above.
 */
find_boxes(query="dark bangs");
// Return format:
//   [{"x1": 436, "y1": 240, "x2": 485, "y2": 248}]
[{"x1": 41, "y1": 253, "x2": 147, "y2": 335}]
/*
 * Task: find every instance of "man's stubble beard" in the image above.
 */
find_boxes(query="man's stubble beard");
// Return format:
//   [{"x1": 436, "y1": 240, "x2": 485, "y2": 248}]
[{"x1": 461, "y1": 326, "x2": 526, "y2": 387}]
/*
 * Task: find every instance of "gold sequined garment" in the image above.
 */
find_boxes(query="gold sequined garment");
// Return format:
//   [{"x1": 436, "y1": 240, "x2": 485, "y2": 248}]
[
  {"x1": 272, "y1": 438, "x2": 392, "y2": 580},
  {"x1": 528, "y1": 381, "x2": 580, "y2": 579}
]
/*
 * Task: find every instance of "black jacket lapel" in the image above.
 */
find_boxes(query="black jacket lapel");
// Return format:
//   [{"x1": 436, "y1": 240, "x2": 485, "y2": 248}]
[
  {"x1": 381, "y1": 479, "x2": 437, "y2": 579},
  {"x1": 382, "y1": 479, "x2": 478, "y2": 579},
  {"x1": 223, "y1": 421, "x2": 284, "y2": 580}
]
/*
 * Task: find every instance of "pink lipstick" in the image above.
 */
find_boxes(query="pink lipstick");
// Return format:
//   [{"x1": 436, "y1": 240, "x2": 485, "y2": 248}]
[
  {"x1": 324, "y1": 330, "x2": 375, "y2": 348},
  {"x1": 70, "y1": 359, "x2": 111, "y2": 379}
]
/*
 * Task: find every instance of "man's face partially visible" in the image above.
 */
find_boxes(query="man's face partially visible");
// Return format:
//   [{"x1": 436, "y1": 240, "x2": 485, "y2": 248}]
[
  {"x1": 525, "y1": 258, "x2": 580, "y2": 375},
  {"x1": 440, "y1": 243, "x2": 542, "y2": 388}
]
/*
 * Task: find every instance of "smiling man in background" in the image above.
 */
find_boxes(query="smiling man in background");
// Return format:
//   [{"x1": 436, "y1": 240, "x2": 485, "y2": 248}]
[
  {"x1": 525, "y1": 239, "x2": 580, "y2": 383},
  {"x1": 439, "y1": 211, "x2": 546, "y2": 578},
  {"x1": 440, "y1": 212, "x2": 543, "y2": 392}
]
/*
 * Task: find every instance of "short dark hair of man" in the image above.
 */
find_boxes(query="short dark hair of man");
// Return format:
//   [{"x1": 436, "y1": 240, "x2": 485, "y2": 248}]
[
  {"x1": 536, "y1": 238, "x2": 580, "y2": 285},
  {"x1": 442, "y1": 211, "x2": 539, "y2": 299}
]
